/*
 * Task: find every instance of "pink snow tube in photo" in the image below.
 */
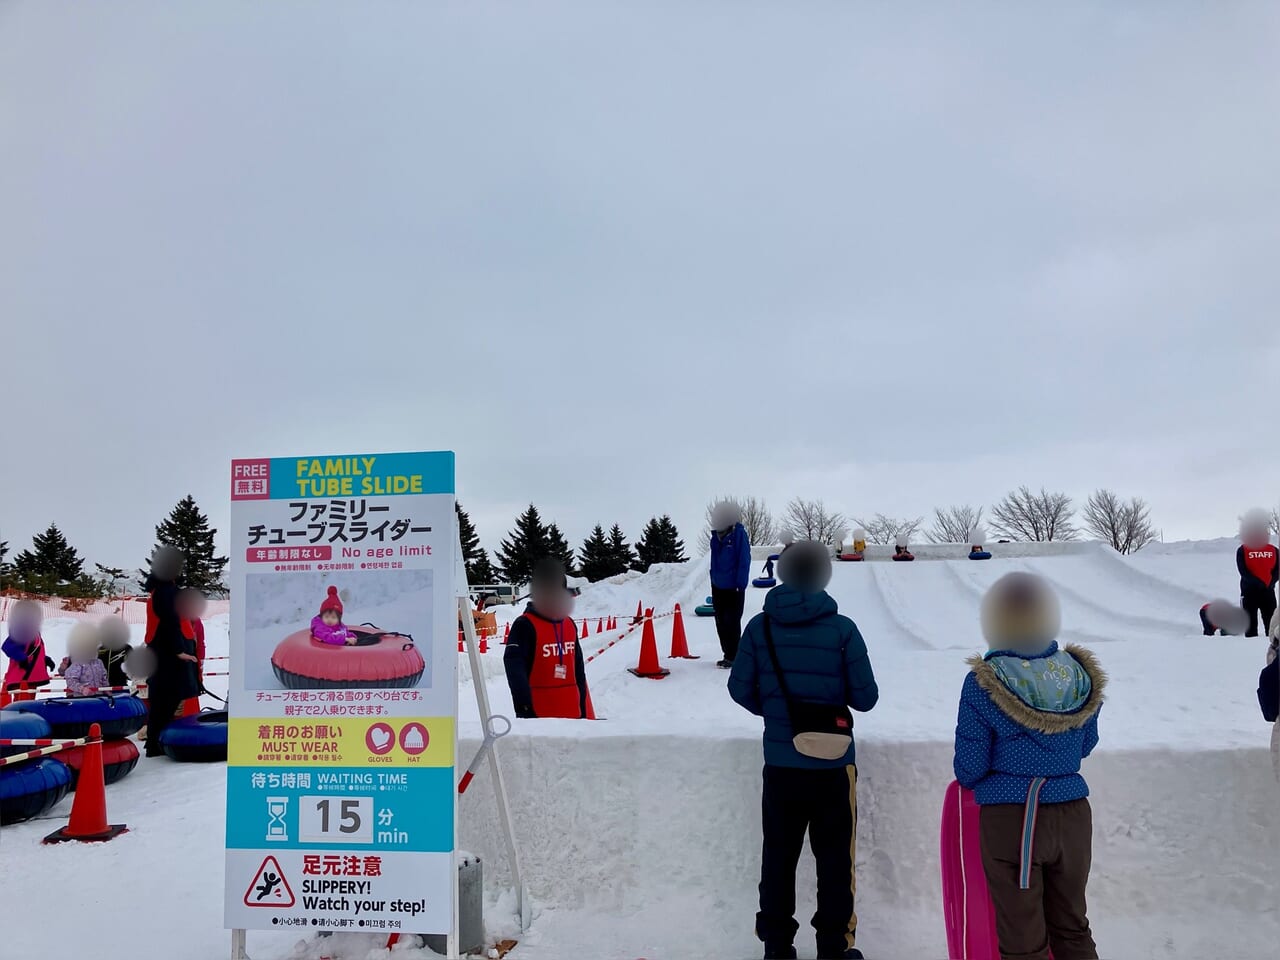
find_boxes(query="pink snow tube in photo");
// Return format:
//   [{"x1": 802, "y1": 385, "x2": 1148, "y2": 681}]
[{"x1": 271, "y1": 624, "x2": 425, "y2": 689}]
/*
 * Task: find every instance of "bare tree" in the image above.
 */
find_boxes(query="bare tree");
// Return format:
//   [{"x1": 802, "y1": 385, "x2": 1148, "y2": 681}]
[
  {"x1": 854, "y1": 513, "x2": 923, "y2": 545},
  {"x1": 928, "y1": 505, "x2": 985, "y2": 544},
  {"x1": 1271, "y1": 506, "x2": 1280, "y2": 537},
  {"x1": 783, "y1": 498, "x2": 847, "y2": 545},
  {"x1": 1082, "y1": 489, "x2": 1157, "y2": 555},
  {"x1": 701, "y1": 495, "x2": 776, "y2": 546},
  {"x1": 990, "y1": 486, "x2": 1078, "y2": 542}
]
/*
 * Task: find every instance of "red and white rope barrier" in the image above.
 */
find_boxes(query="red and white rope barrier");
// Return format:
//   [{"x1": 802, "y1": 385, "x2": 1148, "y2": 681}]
[{"x1": 0, "y1": 731, "x2": 97, "y2": 768}]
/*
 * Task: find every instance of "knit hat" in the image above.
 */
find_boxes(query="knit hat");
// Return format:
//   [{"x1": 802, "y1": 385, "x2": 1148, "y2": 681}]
[
  {"x1": 711, "y1": 500, "x2": 741, "y2": 532},
  {"x1": 777, "y1": 541, "x2": 832, "y2": 594},
  {"x1": 1240, "y1": 508, "x2": 1271, "y2": 545},
  {"x1": 980, "y1": 572, "x2": 1060, "y2": 651},
  {"x1": 151, "y1": 545, "x2": 185, "y2": 582},
  {"x1": 7, "y1": 599, "x2": 41, "y2": 642},
  {"x1": 320, "y1": 585, "x2": 343, "y2": 617},
  {"x1": 531, "y1": 558, "x2": 568, "y2": 592}
]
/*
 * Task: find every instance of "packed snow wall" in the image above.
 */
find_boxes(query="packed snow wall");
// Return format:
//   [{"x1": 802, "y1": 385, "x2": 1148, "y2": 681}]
[{"x1": 457, "y1": 730, "x2": 1280, "y2": 958}]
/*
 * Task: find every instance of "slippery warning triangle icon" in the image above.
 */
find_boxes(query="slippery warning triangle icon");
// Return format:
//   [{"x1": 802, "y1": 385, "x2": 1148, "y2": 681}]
[{"x1": 243, "y1": 855, "x2": 295, "y2": 908}]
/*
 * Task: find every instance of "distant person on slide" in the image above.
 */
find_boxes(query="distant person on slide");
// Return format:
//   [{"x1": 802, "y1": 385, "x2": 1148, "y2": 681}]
[
  {"x1": 1237, "y1": 509, "x2": 1278, "y2": 638},
  {"x1": 953, "y1": 572, "x2": 1105, "y2": 960},
  {"x1": 503, "y1": 558, "x2": 587, "y2": 719},
  {"x1": 709, "y1": 500, "x2": 752, "y2": 668}
]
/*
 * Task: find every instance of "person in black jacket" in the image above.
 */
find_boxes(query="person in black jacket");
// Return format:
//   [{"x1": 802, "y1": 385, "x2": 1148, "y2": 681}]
[
  {"x1": 142, "y1": 546, "x2": 200, "y2": 757},
  {"x1": 503, "y1": 558, "x2": 588, "y2": 719},
  {"x1": 1237, "y1": 511, "x2": 1279, "y2": 638}
]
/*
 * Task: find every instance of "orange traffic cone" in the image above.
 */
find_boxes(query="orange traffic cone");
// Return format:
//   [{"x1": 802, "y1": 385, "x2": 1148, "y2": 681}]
[
  {"x1": 580, "y1": 618, "x2": 588, "y2": 639},
  {"x1": 479, "y1": 634, "x2": 489, "y2": 654},
  {"x1": 45, "y1": 724, "x2": 127, "y2": 843},
  {"x1": 0, "y1": 686, "x2": 10, "y2": 708},
  {"x1": 583, "y1": 684, "x2": 597, "y2": 720},
  {"x1": 457, "y1": 632, "x2": 464, "y2": 652},
  {"x1": 632, "y1": 600, "x2": 643, "y2": 625},
  {"x1": 669, "y1": 603, "x2": 699, "y2": 659},
  {"x1": 596, "y1": 618, "x2": 603, "y2": 634},
  {"x1": 628, "y1": 608, "x2": 670, "y2": 679},
  {"x1": 503, "y1": 622, "x2": 511, "y2": 644}
]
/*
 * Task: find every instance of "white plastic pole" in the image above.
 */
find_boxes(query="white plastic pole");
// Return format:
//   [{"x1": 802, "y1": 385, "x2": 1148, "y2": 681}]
[{"x1": 458, "y1": 592, "x2": 530, "y2": 932}]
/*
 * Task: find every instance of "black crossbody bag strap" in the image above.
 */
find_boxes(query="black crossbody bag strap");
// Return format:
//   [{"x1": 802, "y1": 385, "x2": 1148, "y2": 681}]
[{"x1": 762, "y1": 616, "x2": 797, "y2": 721}]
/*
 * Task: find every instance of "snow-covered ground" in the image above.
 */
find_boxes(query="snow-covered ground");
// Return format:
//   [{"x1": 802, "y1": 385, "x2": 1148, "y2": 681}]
[{"x1": 3, "y1": 540, "x2": 1278, "y2": 960}]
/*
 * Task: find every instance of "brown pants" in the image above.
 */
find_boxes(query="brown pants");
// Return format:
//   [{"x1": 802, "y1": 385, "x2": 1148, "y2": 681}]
[{"x1": 980, "y1": 798, "x2": 1098, "y2": 960}]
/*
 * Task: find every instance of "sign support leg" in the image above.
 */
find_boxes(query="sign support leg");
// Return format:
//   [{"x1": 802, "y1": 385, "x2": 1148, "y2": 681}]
[
  {"x1": 231, "y1": 929, "x2": 250, "y2": 960},
  {"x1": 458, "y1": 593, "x2": 530, "y2": 932}
]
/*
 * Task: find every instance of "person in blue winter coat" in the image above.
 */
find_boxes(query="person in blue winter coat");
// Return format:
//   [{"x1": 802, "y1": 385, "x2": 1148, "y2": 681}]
[
  {"x1": 709, "y1": 499, "x2": 752, "y2": 667},
  {"x1": 729, "y1": 541, "x2": 879, "y2": 960},
  {"x1": 953, "y1": 572, "x2": 1105, "y2": 960}
]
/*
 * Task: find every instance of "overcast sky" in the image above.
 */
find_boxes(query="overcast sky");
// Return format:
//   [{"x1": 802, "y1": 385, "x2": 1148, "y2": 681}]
[{"x1": 2, "y1": 1, "x2": 1277, "y2": 569}]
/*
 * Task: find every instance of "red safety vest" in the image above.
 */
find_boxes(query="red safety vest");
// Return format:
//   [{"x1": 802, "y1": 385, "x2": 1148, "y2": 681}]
[
  {"x1": 525, "y1": 611, "x2": 582, "y2": 719},
  {"x1": 144, "y1": 595, "x2": 157, "y2": 645},
  {"x1": 1244, "y1": 544, "x2": 1278, "y2": 584}
]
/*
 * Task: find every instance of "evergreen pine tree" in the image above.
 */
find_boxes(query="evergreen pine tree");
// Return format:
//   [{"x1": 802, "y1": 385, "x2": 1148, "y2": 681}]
[
  {"x1": 496, "y1": 505, "x2": 550, "y2": 585},
  {"x1": 635, "y1": 515, "x2": 688, "y2": 572},
  {"x1": 93, "y1": 563, "x2": 131, "y2": 596},
  {"x1": 13, "y1": 523, "x2": 86, "y2": 594},
  {"x1": 544, "y1": 523, "x2": 577, "y2": 576},
  {"x1": 456, "y1": 502, "x2": 495, "y2": 585},
  {"x1": 657, "y1": 515, "x2": 688, "y2": 563},
  {"x1": 578, "y1": 525, "x2": 614, "y2": 582},
  {"x1": 140, "y1": 495, "x2": 229, "y2": 594},
  {"x1": 634, "y1": 518, "x2": 663, "y2": 573},
  {"x1": 469, "y1": 550, "x2": 498, "y2": 586},
  {"x1": 605, "y1": 524, "x2": 637, "y2": 577}
]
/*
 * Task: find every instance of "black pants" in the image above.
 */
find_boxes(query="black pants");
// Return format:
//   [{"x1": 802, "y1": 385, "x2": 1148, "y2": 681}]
[
  {"x1": 145, "y1": 687, "x2": 183, "y2": 757},
  {"x1": 1243, "y1": 583, "x2": 1277, "y2": 638},
  {"x1": 712, "y1": 586, "x2": 746, "y2": 661},
  {"x1": 757, "y1": 764, "x2": 858, "y2": 958},
  {"x1": 981, "y1": 799, "x2": 1097, "y2": 960}
]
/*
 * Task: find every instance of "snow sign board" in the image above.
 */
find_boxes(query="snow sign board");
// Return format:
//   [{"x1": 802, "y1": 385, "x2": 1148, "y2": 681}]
[{"x1": 224, "y1": 451, "x2": 457, "y2": 935}]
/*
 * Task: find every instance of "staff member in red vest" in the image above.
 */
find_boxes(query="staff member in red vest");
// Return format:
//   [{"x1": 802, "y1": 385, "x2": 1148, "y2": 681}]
[
  {"x1": 1238, "y1": 510, "x2": 1279, "y2": 638},
  {"x1": 503, "y1": 558, "x2": 588, "y2": 719}
]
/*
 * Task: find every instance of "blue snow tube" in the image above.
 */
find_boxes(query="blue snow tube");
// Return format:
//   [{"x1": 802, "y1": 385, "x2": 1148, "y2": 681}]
[
  {"x1": 0, "y1": 711, "x2": 53, "y2": 758},
  {"x1": 694, "y1": 603, "x2": 716, "y2": 617},
  {"x1": 160, "y1": 709, "x2": 228, "y2": 763},
  {"x1": 0, "y1": 757, "x2": 73, "y2": 825},
  {"x1": 752, "y1": 577, "x2": 777, "y2": 589},
  {"x1": 3, "y1": 693, "x2": 147, "y2": 741}
]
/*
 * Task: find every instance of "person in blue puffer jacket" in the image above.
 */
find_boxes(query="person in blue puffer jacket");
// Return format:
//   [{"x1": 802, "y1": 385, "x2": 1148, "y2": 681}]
[
  {"x1": 729, "y1": 541, "x2": 879, "y2": 960},
  {"x1": 953, "y1": 571, "x2": 1106, "y2": 960},
  {"x1": 709, "y1": 500, "x2": 753, "y2": 667}
]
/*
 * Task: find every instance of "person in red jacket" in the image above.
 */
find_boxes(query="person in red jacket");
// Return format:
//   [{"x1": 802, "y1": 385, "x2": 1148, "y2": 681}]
[
  {"x1": 178, "y1": 588, "x2": 208, "y2": 717},
  {"x1": 1238, "y1": 511, "x2": 1279, "y2": 638},
  {"x1": 503, "y1": 558, "x2": 588, "y2": 719}
]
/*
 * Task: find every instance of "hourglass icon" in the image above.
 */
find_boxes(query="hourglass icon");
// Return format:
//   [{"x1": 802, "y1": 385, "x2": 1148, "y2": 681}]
[{"x1": 266, "y1": 797, "x2": 289, "y2": 842}]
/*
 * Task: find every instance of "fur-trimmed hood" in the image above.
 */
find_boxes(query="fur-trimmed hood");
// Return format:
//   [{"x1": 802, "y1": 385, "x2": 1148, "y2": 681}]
[{"x1": 966, "y1": 642, "x2": 1107, "y2": 735}]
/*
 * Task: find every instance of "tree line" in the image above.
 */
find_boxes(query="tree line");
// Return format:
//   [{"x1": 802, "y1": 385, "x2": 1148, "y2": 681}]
[
  {"x1": 0, "y1": 495, "x2": 230, "y2": 598},
  {"x1": 460, "y1": 503, "x2": 687, "y2": 586},
  {"x1": 691, "y1": 486, "x2": 1273, "y2": 557},
  {"x1": 8, "y1": 490, "x2": 1275, "y2": 599}
]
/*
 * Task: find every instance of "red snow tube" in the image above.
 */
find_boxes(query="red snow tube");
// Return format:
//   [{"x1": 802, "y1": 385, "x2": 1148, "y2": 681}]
[
  {"x1": 271, "y1": 624, "x2": 425, "y2": 689},
  {"x1": 53, "y1": 738, "x2": 140, "y2": 789},
  {"x1": 837, "y1": 553, "x2": 864, "y2": 562}
]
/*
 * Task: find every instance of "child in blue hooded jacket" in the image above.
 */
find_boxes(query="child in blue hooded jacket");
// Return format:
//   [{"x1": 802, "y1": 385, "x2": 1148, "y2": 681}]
[
  {"x1": 730, "y1": 541, "x2": 879, "y2": 960},
  {"x1": 953, "y1": 572, "x2": 1105, "y2": 960}
]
